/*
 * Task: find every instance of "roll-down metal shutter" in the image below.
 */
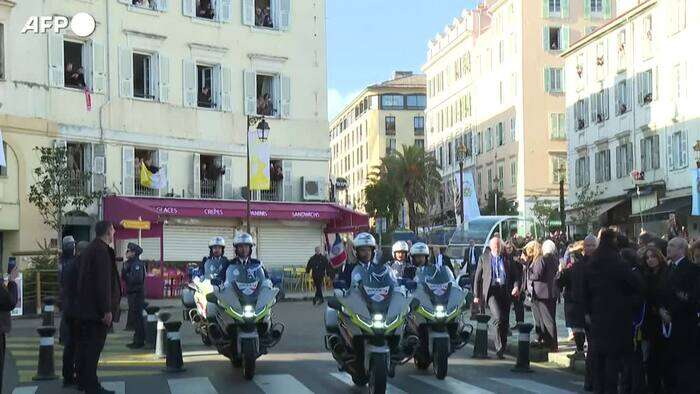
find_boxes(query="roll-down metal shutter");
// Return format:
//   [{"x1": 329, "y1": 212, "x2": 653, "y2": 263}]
[
  {"x1": 163, "y1": 225, "x2": 235, "y2": 262},
  {"x1": 257, "y1": 225, "x2": 323, "y2": 268}
]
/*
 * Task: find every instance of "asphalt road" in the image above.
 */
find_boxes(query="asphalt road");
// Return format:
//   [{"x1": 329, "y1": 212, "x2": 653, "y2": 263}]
[{"x1": 5, "y1": 302, "x2": 585, "y2": 393}]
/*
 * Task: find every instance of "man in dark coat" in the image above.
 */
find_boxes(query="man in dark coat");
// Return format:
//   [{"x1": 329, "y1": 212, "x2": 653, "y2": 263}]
[
  {"x1": 124, "y1": 243, "x2": 146, "y2": 349},
  {"x1": 660, "y1": 237, "x2": 699, "y2": 394},
  {"x1": 473, "y1": 237, "x2": 520, "y2": 358},
  {"x1": 306, "y1": 246, "x2": 329, "y2": 305},
  {"x1": 0, "y1": 263, "x2": 18, "y2": 392},
  {"x1": 582, "y1": 229, "x2": 641, "y2": 394},
  {"x1": 460, "y1": 239, "x2": 481, "y2": 279},
  {"x1": 59, "y1": 236, "x2": 81, "y2": 387},
  {"x1": 433, "y1": 246, "x2": 454, "y2": 273},
  {"x1": 77, "y1": 221, "x2": 121, "y2": 394}
]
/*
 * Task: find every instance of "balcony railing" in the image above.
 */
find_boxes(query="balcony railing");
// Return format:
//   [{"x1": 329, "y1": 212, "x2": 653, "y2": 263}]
[
  {"x1": 68, "y1": 169, "x2": 89, "y2": 194},
  {"x1": 260, "y1": 179, "x2": 283, "y2": 201},
  {"x1": 201, "y1": 178, "x2": 218, "y2": 199},
  {"x1": 135, "y1": 181, "x2": 159, "y2": 197}
]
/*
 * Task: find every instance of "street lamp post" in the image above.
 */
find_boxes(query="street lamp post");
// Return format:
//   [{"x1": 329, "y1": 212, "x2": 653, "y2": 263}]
[
  {"x1": 457, "y1": 144, "x2": 468, "y2": 225},
  {"x1": 493, "y1": 177, "x2": 500, "y2": 215},
  {"x1": 246, "y1": 115, "x2": 270, "y2": 234},
  {"x1": 693, "y1": 140, "x2": 700, "y2": 169},
  {"x1": 557, "y1": 163, "x2": 567, "y2": 238}
]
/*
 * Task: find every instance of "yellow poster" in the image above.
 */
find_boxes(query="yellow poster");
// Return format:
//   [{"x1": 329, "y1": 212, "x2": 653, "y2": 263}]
[{"x1": 249, "y1": 131, "x2": 271, "y2": 190}]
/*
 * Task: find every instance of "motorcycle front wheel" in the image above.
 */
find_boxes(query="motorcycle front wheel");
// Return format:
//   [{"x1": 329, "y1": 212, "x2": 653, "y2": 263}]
[
  {"x1": 241, "y1": 338, "x2": 257, "y2": 380},
  {"x1": 432, "y1": 338, "x2": 449, "y2": 380},
  {"x1": 368, "y1": 353, "x2": 388, "y2": 394}
]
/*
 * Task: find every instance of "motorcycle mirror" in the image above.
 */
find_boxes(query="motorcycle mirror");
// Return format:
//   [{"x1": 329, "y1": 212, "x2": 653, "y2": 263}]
[
  {"x1": 333, "y1": 280, "x2": 346, "y2": 290},
  {"x1": 327, "y1": 297, "x2": 342, "y2": 311},
  {"x1": 409, "y1": 298, "x2": 420, "y2": 311},
  {"x1": 458, "y1": 275, "x2": 471, "y2": 289},
  {"x1": 205, "y1": 292, "x2": 218, "y2": 304},
  {"x1": 404, "y1": 280, "x2": 417, "y2": 292}
]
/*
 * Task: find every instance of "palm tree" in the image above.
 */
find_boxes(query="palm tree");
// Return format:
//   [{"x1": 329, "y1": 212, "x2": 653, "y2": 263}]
[{"x1": 374, "y1": 145, "x2": 441, "y2": 231}]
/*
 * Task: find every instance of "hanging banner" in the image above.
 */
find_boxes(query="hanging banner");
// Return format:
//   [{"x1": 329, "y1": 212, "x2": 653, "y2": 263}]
[
  {"x1": 455, "y1": 171, "x2": 481, "y2": 223},
  {"x1": 0, "y1": 129, "x2": 5, "y2": 167},
  {"x1": 692, "y1": 168, "x2": 700, "y2": 216},
  {"x1": 249, "y1": 131, "x2": 271, "y2": 191}
]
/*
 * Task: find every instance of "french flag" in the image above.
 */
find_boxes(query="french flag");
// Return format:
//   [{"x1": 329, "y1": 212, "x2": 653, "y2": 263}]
[{"x1": 326, "y1": 233, "x2": 347, "y2": 269}]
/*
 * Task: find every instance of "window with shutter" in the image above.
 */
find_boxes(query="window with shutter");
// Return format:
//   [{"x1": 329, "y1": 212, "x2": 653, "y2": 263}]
[
  {"x1": 122, "y1": 146, "x2": 135, "y2": 196},
  {"x1": 182, "y1": 59, "x2": 197, "y2": 108},
  {"x1": 119, "y1": 47, "x2": 134, "y2": 98},
  {"x1": 157, "y1": 53, "x2": 170, "y2": 103}
]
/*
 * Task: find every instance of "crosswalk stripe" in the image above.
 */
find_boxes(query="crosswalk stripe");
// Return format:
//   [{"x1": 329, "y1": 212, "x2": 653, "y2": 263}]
[
  {"x1": 102, "y1": 381, "x2": 126, "y2": 394},
  {"x1": 254, "y1": 374, "x2": 314, "y2": 394},
  {"x1": 167, "y1": 377, "x2": 217, "y2": 394},
  {"x1": 11, "y1": 387, "x2": 37, "y2": 394},
  {"x1": 331, "y1": 372, "x2": 407, "y2": 394},
  {"x1": 490, "y1": 378, "x2": 577, "y2": 394},
  {"x1": 411, "y1": 375, "x2": 494, "y2": 394}
]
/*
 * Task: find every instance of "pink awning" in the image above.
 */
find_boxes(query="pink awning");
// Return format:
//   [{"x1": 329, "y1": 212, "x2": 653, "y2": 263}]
[{"x1": 103, "y1": 196, "x2": 368, "y2": 233}]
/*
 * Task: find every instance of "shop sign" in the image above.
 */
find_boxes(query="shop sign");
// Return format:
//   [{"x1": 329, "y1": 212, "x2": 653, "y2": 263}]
[
  {"x1": 335, "y1": 177, "x2": 348, "y2": 190},
  {"x1": 120, "y1": 219, "x2": 151, "y2": 230},
  {"x1": 292, "y1": 211, "x2": 321, "y2": 219},
  {"x1": 251, "y1": 210, "x2": 269, "y2": 217},
  {"x1": 203, "y1": 208, "x2": 224, "y2": 216},
  {"x1": 156, "y1": 206, "x2": 179, "y2": 215}
]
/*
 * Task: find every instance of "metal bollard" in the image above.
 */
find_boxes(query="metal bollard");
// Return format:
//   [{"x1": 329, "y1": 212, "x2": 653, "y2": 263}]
[
  {"x1": 163, "y1": 321, "x2": 186, "y2": 373},
  {"x1": 155, "y1": 311, "x2": 172, "y2": 358},
  {"x1": 32, "y1": 326, "x2": 58, "y2": 381},
  {"x1": 512, "y1": 323, "x2": 534, "y2": 373},
  {"x1": 472, "y1": 314, "x2": 491, "y2": 359},
  {"x1": 145, "y1": 306, "x2": 160, "y2": 350},
  {"x1": 41, "y1": 297, "x2": 55, "y2": 327}
]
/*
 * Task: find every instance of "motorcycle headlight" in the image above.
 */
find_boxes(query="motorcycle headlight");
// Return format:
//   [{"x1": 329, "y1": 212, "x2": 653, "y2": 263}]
[
  {"x1": 372, "y1": 314, "x2": 385, "y2": 329},
  {"x1": 243, "y1": 305, "x2": 255, "y2": 319},
  {"x1": 435, "y1": 305, "x2": 447, "y2": 319}
]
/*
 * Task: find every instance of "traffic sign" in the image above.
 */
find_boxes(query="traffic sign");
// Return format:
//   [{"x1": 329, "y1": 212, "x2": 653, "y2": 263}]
[{"x1": 120, "y1": 219, "x2": 151, "y2": 230}]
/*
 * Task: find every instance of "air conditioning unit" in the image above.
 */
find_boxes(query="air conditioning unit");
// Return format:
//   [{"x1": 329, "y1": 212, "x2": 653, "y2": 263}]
[
  {"x1": 302, "y1": 177, "x2": 325, "y2": 201},
  {"x1": 93, "y1": 157, "x2": 105, "y2": 175}
]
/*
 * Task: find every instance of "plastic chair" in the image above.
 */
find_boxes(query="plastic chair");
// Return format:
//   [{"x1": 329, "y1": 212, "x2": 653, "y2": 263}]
[{"x1": 294, "y1": 267, "x2": 307, "y2": 293}]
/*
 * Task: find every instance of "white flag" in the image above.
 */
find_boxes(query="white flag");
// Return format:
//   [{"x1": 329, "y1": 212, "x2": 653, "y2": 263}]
[{"x1": 0, "y1": 129, "x2": 6, "y2": 167}]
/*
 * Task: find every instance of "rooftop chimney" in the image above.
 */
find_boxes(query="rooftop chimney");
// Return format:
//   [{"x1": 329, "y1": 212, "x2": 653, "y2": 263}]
[{"x1": 393, "y1": 71, "x2": 413, "y2": 80}]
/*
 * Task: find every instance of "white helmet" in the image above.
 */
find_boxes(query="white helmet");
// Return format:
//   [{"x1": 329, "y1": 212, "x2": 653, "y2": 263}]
[
  {"x1": 209, "y1": 236, "x2": 226, "y2": 248},
  {"x1": 353, "y1": 232, "x2": 377, "y2": 250},
  {"x1": 233, "y1": 232, "x2": 255, "y2": 247},
  {"x1": 392, "y1": 241, "x2": 409, "y2": 254},
  {"x1": 410, "y1": 242, "x2": 430, "y2": 257}
]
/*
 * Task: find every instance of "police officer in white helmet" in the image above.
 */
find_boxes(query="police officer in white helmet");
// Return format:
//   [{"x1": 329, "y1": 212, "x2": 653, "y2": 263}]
[
  {"x1": 220, "y1": 232, "x2": 268, "y2": 286},
  {"x1": 348, "y1": 232, "x2": 396, "y2": 288},
  {"x1": 389, "y1": 241, "x2": 411, "y2": 279},
  {"x1": 198, "y1": 236, "x2": 229, "y2": 280}
]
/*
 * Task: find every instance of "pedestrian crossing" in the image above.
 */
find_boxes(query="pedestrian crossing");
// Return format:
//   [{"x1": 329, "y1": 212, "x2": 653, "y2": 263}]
[{"x1": 11, "y1": 371, "x2": 584, "y2": 393}]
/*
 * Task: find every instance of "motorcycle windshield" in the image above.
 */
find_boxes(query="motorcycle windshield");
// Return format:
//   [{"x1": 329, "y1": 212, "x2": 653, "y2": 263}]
[
  {"x1": 360, "y1": 270, "x2": 394, "y2": 315},
  {"x1": 234, "y1": 277, "x2": 260, "y2": 307},
  {"x1": 421, "y1": 267, "x2": 453, "y2": 306}
]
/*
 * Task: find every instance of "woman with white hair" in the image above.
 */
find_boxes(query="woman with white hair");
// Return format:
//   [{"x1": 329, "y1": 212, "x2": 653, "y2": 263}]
[{"x1": 527, "y1": 239, "x2": 560, "y2": 351}]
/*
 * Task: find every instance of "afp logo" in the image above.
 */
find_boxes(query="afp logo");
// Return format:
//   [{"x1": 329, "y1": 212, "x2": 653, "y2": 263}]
[{"x1": 21, "y1": 12, "x2": 96, "y2": 37}]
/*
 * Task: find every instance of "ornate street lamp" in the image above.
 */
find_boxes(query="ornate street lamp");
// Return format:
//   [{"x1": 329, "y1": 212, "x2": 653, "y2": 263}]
[
  {"x1": 246, "y1": 115, "x2": 271, "y2": 233},
  {"x1": 557, "y1": 163, "x2": 567, "y2": 238},
  {"x1": 457, "y1": 143, "x2": 468, "y2": 225}
]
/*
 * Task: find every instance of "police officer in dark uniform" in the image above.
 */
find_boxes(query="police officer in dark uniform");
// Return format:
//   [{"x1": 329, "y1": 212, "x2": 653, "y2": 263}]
[{"x1": 124, "y1": 243, "x2": 146, "y2": 349}]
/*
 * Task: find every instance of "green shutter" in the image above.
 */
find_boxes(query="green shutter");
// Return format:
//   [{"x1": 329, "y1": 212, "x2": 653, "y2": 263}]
[
  {"x1": 562, "y1": 26, "x2": 570, "y2": 49},
  {"x1": 543, "y1": 0, "x2": 550, "y2": 18},
  {"x1": 603, "y1": 0, "x2": 612, "y2": 19},
  {"x1": 584, "y1": 0, "x2": 591, "y2": 19},
  {"x1": 544, "y1": 68, "x2": 551, "y2": 92},
  {"x1": 543, "y1": 26, "x2": 550, "y2": 50},
  {"x1": 562, "y1": 0, "x2": 570, "y2": 17}
]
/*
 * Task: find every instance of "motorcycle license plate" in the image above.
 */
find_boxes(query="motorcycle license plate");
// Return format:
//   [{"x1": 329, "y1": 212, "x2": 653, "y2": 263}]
[
  {"x1": 236, "y1": 281, "x2": 259, "y2": 296},
  {"x1": 365, "y1": 286, "x2": 390, "y2": 302},
  {"x1": 427, "y1": 282, "x2": 449, "y2": 297}
]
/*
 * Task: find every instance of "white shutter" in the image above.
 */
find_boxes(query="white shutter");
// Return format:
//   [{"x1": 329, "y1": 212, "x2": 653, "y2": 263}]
[
  {"x1": 681, "y1": 130, "x2": 688, "y2": 168},
  {"x1": 118, "y1": 47, "x2": 133, "y2": 98},
  {"x1": 542, "y1": 26, "x2": 550, "y2": 50},
  {"x1": 280, "y1": 74, "x2": 291, "y2": 118},
  {"x1": 122, "y1": 146, "x2": 135, "y2": 196},
  {"x1": 258, "y1": 225, "x2": 323, "y2": 268},
  {"x1": 222, "y1": 156, "x2": 234, "y2": 199},
  {"x1": 192, "y1": 153, "x2": 201, "y2": 198},
  {"x1": 282, "y1": 160, "x2": 293, "y2": 201},
  {"x1": 244, "y1": 71, "x2": 256, "y2": 115},
  {"x1": 562, "y1": 26, "x2": 570, "y2": 49},
  {"x1": 155, "y1": 0, "x2": 169, "y2": 12},
  {"x1": 279, "y1": 0, "x2": 291, "y2": 31},
  {"x1": 158, "y1": 149, "x2": 170, "y2": 197},
  {"x1": 163, "y1": 225, "x2": 235, "y2": 261},
  {"x1": 157, "y1": 53, "x2": 170, "y2": 103},
  {"x1": 182, "y1": 0, "x2": 195, "y2": 17},
  {"x1": 212, "y1": 65, "x2": 222, "y2": 109},
  {"x1": 220, "y1": 0, "x2": 233, "y2": 22},
  {"x1": 48, "y1": 32, "x2": 64, "y2": 87},
  {"x1": 91, "y1": 42, "x2": 106, "y2": 94},
  {"x1": 667, "y1": 134, "x2": 674, "y2": 170},
  {"x1": 92, "y1": 144, "x2": 106, "y2": 192},
  {"x1": 242, "y1": 0, "x2": 255, "y2": 26},
  {"x1": 219, "y1": 66, "x2": 232, "y2": 112},
  {"x1": 183, "y1": 59, "x2": 197, "y2": 107}
]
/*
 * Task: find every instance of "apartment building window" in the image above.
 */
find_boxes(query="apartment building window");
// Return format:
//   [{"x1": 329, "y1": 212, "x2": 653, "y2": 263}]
[
  {"x1": 590, "y1": 0, "x2": 603, "y2": 14},
  {"x1": 497, "y1": 164, "x2": 505, "y2": 190},
  {"x1": 641, "y1": 135, "x2": 660, "y2": 171},
  {"x1": 381, "y1": 94, "x2": 404, "y2": 110},
  {"x1": 638, "y1": 69, "x2": 654, "y2": 105},
  {"x1": 510, "y1": 161, "x2": 517, "y2": 186},
  {"x1": 544, "y1": 67, "x2": 563, "y2": 93},
  {"x1": 476, "y1": 132, "x2": 483, "y2": 155},
  {"x1": 672, "y1": 63, "x2": 686, "y2": 101},
  {"x1": 544, "y1": 26, "x2": 569, "y2": 51},
  {"x1": 197, "y1": 65, "x2": 215, "y2": 108},
  {"x1": 485, "y1": 128, "x2": 493, "y2": 151},
  {"x1": 465, "y1": 132, "x2": 473, "y2": 156},
  {"x1": 615, "y1": 79, "x2": 629, "y2": 115},
  {"x1": 448, "y1": 142, "x2": 453, "y2": 166},
  {"x1": 414, "y1": 116, "x2": 425, "y2": 135},
  {"x1": 406, "y1": 94, "x2": 426, "y2": 109},
  {"x1": 415, "y1": 139, "x2": 425, "y2": 150},
  {"x1": 669, "y1": 130, "x2": 688, "y2": 170},
  {"x1": 0, "y1": 142, "x2": 7, "y2": 176},
  {"x1": 548, "y1": 0, "x2": 562, "y2": 15},
  {"x1": 477, "y1": 171, "x2": 483, "y2": 193},
  {"x1": 0, "y1": 24, "x2": 4, "y2": 80},
  {"x1": 382, "y1": 116, "x2": 396, "y2": 136},
  {"x1": 63, "y1": 41, "x2": 87, "y2": 89},
  {"x1": 592, "y1": 88, "x2": 609, "y2": 124},
  {"x1": 617, "y1": 30, "x2": 627, "y2": 69},
  {"x1": 615, "y1": 142, "x2": 633, "y2": 178},
  {"x1": 497, "y1": 122, "x2": 505, "y2": 146},
  {"x1": 575, "y1": 156, "x2": 590, "y2": 188},
  {"x1": 438, "y1": 146, "x2": 444, "y2": 168},
  {"x1": 594, "y1": 150, "x2": 611, "y2": 183},
  {"x1": 586, "y1": 0, "x2": 611, "y2": 18},
  {"x1": 574, "y1": 98, "x2": 589, "y2": 130},
  {"x1": 549, "y1": 113, "x2": 566, "y2": 140},
  {"x1": 551, "y1": 154, "x2": 567, "y2": 183},
  {"x1": 510, "y1": 118, "x2": 516, "y2": 141},
  {"x1": 596, "y1": 42, "x2": 607, "y2": 80},
  {"x1": 132, "y1": 52, "x2": 155, "y2": 99},
  {"x1": 669, "y1": 0, "x2": 686, "y2": 34},
  {"x1": 642, "y1": 15, "x2": 653, "y2": 58},
  {"x1": 386, "y1": 138, "x2": 396, "y2": 156}
]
